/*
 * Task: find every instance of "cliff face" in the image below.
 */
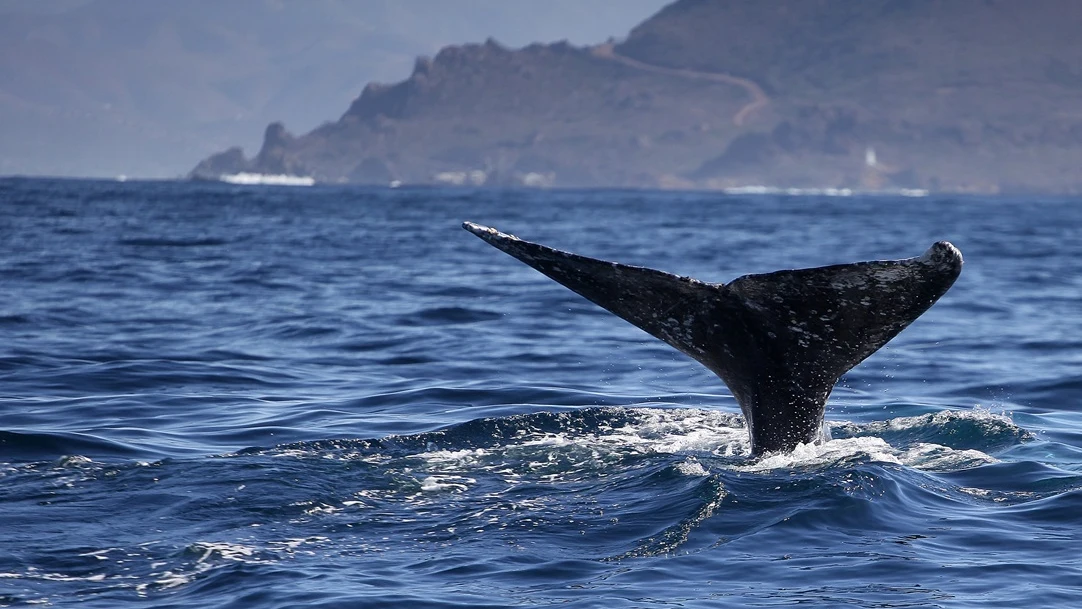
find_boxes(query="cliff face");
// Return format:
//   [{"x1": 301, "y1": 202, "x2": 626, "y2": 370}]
[
  {"x1": 193, "y1": 0, "x2": 1082, "y2": 193},
  {"x1": 193, "y1": 39, "x2": 753, "y2": 188}
]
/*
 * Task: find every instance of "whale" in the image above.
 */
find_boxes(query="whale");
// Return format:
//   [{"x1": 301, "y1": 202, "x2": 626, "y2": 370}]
[{"x1": 463, "y1": 221, "x2": 963, "y2": 456}]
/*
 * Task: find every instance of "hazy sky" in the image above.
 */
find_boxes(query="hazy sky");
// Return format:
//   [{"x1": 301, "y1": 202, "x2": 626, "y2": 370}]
[{"x1": 0, "y1": 0, "x2": 672, "y2": 178}]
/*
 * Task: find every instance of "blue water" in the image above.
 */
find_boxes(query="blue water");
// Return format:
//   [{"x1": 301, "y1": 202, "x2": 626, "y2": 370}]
[{"x1": 1, "y1": 178, "x2": 1080, "y2": 608}]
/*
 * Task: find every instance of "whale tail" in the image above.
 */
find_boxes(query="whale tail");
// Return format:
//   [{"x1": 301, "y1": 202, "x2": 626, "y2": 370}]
[{"x1": 463, "y1": 221, "x2": 962, "y2": 455}]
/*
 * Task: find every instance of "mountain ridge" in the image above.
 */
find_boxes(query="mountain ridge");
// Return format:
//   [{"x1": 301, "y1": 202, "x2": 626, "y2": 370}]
[{"x1": 193, "y1": 0, "x2": 1082, "y2": 194}]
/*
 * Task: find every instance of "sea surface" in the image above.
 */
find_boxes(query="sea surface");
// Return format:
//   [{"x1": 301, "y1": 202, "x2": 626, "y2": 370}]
[{"x1": 1, "y1": 178, "x2": 1080, "y2": 608}]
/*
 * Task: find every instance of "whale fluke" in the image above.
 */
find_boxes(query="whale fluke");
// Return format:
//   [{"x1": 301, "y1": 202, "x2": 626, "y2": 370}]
[{"x1": 463, "y1": 221, "x2": 962, "y2": 455}]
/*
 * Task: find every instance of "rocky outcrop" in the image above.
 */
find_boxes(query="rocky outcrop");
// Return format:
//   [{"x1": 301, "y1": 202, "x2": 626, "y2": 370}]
[{"x1": 189, "y1": 146, "x2": 248, "y2": 180}]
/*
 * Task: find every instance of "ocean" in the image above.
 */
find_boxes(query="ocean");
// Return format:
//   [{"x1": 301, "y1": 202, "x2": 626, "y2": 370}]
[{"x1": 1, "y1": 178, "x2": 1080, "y2": 608}]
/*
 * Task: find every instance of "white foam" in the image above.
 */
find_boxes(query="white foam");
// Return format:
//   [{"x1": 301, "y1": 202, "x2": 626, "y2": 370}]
[
  {"x1": 218, "y1": 173, "x2": 315, "y2": 186},
  {"x1": 189, "y1": 541, "x2": 260, "y2": 563},
  {"x1": 268, "y1": 537, "x2": 328, "y2": 555},
  {"x1": 899, "y1": 443, "x2": 997, "y2": 471},
  {"x1": 723, "y1": 185, "x2": 854, "y2": 197},
  {"x1": 422, "y1": 448, "x2": 489, "y2": 463},
  {"x1": 602, "y1": 408, "x2": 750, "y2": 456},
  {"x1": 741, "y1": 436, "x2": 903, "y2": 472},
  {"x1": 297, "y1": 502, "x2": 342, "y2": 516},
  {"x1": 420, "y1": 475, "x2": 474, "y2": 492},
  {"x1": 149, "y1": 571, "x2": 193, "y2": 590},
  {"x1": 865, "y1": 407, "x2": 1015, "y2": 432},
  {"x1": 393, "y1": 407, "x2": 1005, "y2": 479},
  {"x1": 737, "y1": 432, "x2": 997, "y2": 473},
  {"x1": 721, "y1": 185, "x2": 928, "y2": 197},
  {"x1": 268, "y1": 408, "x2": 1008, "y2": 499},
  {"x1": 674, "y1": 458, "x2": 710, "y2": 477}
]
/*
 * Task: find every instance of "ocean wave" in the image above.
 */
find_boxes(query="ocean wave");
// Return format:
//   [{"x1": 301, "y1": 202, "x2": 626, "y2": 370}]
[
  {"x1": 830, "y1": 408, "x2": 1031, "y2": 453},
  {"x1": 0, "y1": 404, "x2": 1068, "y2": 604},
  {"x1": 252, "y1": 406, "x2": 1023, "y2": 477},
  {"x1": 397, "y1": 306, "x2": 505, "y2": 326},
  {"x1": 117, "y1": 237, "x2": 230, "y2": 248},
  {"x1": 0, "y1": 430, "x2": 143, "y2": 462}
]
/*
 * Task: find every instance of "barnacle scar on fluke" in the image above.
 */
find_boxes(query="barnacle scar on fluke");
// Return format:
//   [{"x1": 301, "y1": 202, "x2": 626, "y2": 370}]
[{"x1": 463, "y1": 221, "x2": 962, "y2": 456}]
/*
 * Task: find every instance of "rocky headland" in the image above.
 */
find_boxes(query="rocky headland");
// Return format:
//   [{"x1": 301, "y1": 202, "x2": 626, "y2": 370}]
[{"x1": 192, "y1": 0, "x2": 1082, "y2": 194}]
